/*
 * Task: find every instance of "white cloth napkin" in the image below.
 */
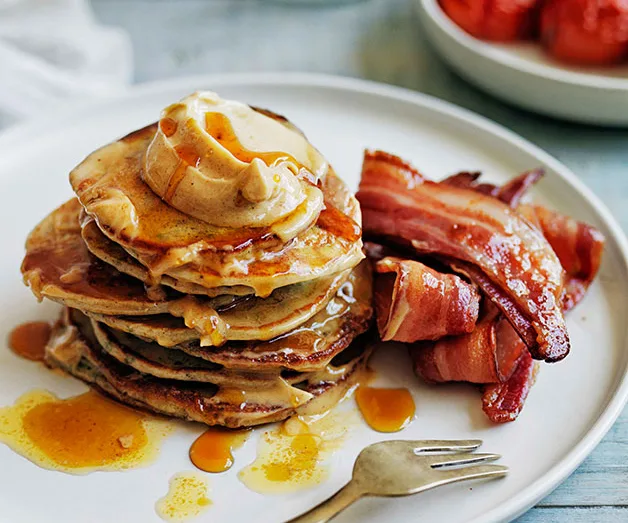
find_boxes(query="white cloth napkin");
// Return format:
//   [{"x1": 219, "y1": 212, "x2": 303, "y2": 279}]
[{"x1": 0, "y1": 0, "x2": 132, "y2": 123}]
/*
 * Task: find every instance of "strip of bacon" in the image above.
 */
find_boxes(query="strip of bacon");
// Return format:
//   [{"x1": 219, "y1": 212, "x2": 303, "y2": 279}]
[
  {"x1": 411, "y1": 305, "x2": 526, "y2": 384},
  {"x1": 482, "y1": 350, "x2": 537, "y2": 423},
  {"x1": 441, "y1": 169, "x2": 544, "y2": 208},
  {"x1": 519, "y1": 205, "x2": 605, "y2": 311},
  {"x1": 443, "y1": 170, "x2": 604, "y2": 311},
  {"x1": 441, "y1": 171, "x2": 499, "y2": 198},
  {"x1": 445, "y1": 260, "x2": 536, "y2": 349},
  {"x1": 499, "y1": 170, "x2": 544, "y2": 208},
  {"x1": 358, "y1": 150, "x2": 569, "y2": 362},
  {"x1": 374, "y1": 257, "x2": 480, "y2": 342}
]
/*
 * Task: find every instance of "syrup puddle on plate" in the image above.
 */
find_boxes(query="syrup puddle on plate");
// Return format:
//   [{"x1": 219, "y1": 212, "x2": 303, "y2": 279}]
[
  {"x1": 238, "y1": 410, "x2": 358, "y2": 494},
  {"x1": 8, "y1": 321, "x2": 52, "y2": 362},
  {"x1": 0, "y1": 389, "x2": 172, "y2": 474},
  {"x1": 156, "y1": 472, "x2": 211, "y2": 523},
  {"x1": 189, "y1": 427, "x2": 249, "y2": 473},
  {"x1": 355, "y1": 386, "x2": 415, "y2": 432}
]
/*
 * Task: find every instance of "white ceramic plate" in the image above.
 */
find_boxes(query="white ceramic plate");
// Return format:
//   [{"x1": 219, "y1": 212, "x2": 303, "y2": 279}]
[
  {"x1": 0, "y1": 73, "x2": 627, "y2": 523},
  {"x1": 417, "y1": 0, "x2": 628, "y2": 126}
]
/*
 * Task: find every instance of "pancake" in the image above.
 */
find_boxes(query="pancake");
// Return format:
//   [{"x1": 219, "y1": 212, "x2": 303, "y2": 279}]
[
  {"x1": 85, "y1": 261, "x2": 365, "y2": 347},
  {"x1": 21, "y1": 199, "x2": 175, "y2": 315},
  {"x1": 81, "y1": 215, "x2": 252, "y2": 297},
  {"x1": 45, "y1": 308, "x2": 371, "y2": 428},
  {"x1": 90, "y1": 317, "x2": 364, "y2": 391},
  {"x1": 23, "y1": 200, "x2": 359, "y2": 345},
  {"x1": 86, "y1": 260, "x2": 373, "y2": 371},
  {"x1": 70, "y1": 124, "x2": 364, "y2": 296},
  {"x1": 164, "y1": 260, "x2": 373, "y2": 371}
]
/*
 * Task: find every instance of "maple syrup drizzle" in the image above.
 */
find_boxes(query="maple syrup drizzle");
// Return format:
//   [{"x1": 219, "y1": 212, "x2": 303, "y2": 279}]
[
  {"x1": 164, "y1": 144, "x2": 202, "y2": 203},
  {"x1": 205, "y1": 112, "x2": 303, "y2": 169},
  {"x1": 156, "y1": 472, "x2": 211, "y2": 523},
  {"x1": 8, "y1": 322, "x2": 52, "y2": 362},
  {"x1": 355, "y1": 387, "x2": 415, "y2": 433},
  {"x1": 0, "y1": 389, "x2": 171, "y2": 473},
  {"x1": 159, "y1": 117, "x2": 178, "y2": 137},
  {"x1": 263, "y1": 432, "x2": 320, "y2": 483},
  {"x1": 22, "y1": 213, "x2": 150, "y2": 303},
  {"x1": 189, "y1": 427, "x2": 249, "y2": 473},
  {"x1": 239, "y1": 422, "x2": 326, "y2": 493},
  {"x1": 238, "y1": 411, "x2": 357, "y2": 494},
  {"x1": 316, "y1": 203, "x2": 361, "y2": 243}
]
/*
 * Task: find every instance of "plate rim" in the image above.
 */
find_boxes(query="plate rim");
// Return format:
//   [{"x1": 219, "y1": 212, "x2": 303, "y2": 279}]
[
  {"x1": 418, "y1": 0, "x2": 628, "y2": 92},
  {"x1": 1, "y1": 72, "x2": 628, "y2": 523}
]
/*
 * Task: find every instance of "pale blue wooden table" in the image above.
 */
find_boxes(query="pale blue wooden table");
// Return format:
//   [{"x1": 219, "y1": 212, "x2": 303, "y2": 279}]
[{"x1": 92, "y1": 1, "x2": 628, "y2": 521}]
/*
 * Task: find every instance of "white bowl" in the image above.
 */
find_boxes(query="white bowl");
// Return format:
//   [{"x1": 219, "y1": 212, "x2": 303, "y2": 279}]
[{"x1": 416, "y1": 0, "x2": 628, "y2": 126}]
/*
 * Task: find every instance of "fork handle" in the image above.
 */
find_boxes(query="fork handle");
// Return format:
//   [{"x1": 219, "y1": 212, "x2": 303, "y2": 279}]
[{"x1": 286, "y1": 480, "x2": 364, "y2": 523}]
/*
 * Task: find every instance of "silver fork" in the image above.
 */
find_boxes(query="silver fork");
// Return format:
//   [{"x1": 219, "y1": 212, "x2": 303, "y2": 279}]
[{"x1": 288, "y1": 440, "x2": 508, "y2": 523}]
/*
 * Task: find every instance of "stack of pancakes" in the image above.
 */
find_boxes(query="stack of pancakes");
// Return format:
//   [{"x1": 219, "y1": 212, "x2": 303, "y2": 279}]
[{"x1": 21, "y1": 96, "x2": 373, "y2": 428}]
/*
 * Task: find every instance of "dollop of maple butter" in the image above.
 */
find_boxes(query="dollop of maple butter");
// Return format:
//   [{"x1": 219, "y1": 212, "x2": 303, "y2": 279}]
[{"x1": 143, "y1": 91, "x2": 327, "y2": 239}]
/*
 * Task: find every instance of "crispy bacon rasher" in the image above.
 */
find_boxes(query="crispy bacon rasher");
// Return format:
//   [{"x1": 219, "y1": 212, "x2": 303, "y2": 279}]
[
  {"x1": 482, "y1": 351, "x2": 537, "y2": 423},
  {"x1": 412, "y1": 305, "x2": 525, "y2": 384},
  {"x1": 442, "y1": 169, "x2": 543, "y2": 208},
  {"x1": 374, "y1": 257, "x2": 480, "y2": 342},
  {"x1": 360, "y1": 150, "x2": 605, "y2": 423},
  {"x1": 357, "y1": 151, "x2": 569, "y2": 363},
  {"x1": 443, "y1": 169, "x2": 605, "y2": 311},
  {"x1": 519, "y1": 205, "x2": 605, "y2": 311}
]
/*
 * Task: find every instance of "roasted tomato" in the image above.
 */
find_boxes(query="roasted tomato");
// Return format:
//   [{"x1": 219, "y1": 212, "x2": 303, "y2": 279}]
[
  {"x1": 540, "y1": 0, "x2": 628, "y2": 65},
  {"x1": 439, "y1": 0, "x2": 541, "y2": 41}
]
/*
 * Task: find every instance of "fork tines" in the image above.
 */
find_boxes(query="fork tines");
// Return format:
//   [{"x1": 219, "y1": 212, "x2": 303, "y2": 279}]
[
  {"x1": 428, "y1": 452, "x2": 501, "y2": 468},
  {"x1": 410, "y1": 439, "x2": 483, "y2": 453},
  {"x1": 412, "y1": 440, "x2": 509, "y2": 482}
]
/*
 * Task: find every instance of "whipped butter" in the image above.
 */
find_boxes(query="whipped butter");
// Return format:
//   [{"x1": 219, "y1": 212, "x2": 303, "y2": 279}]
[{"x1": 143, "y1": 92, "x2": 328, "y2": 239}]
